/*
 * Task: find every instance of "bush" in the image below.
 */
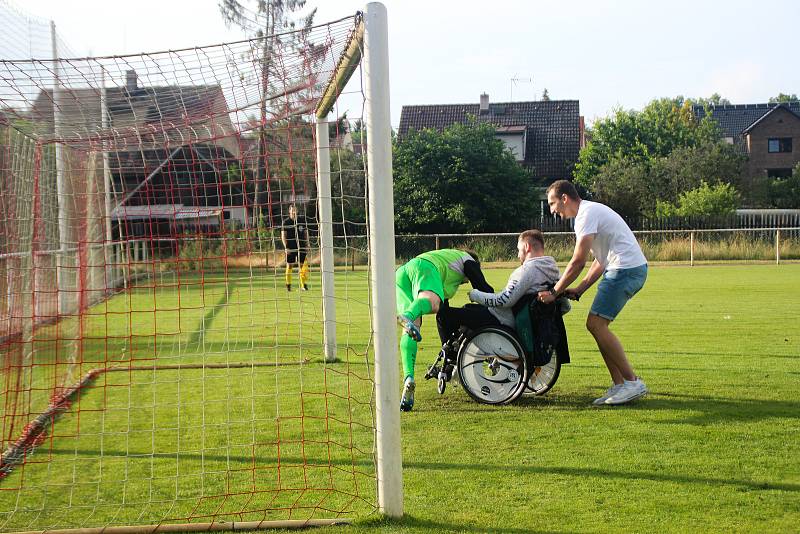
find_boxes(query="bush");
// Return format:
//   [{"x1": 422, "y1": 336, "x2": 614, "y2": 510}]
[{"x1": 655, "y1": 181, "x2": 739, "y2": 217}]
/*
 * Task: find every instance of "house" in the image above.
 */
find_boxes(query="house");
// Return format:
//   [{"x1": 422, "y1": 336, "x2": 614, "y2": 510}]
[
  {"x1": 28, "y1": 70, "x2": 246, "y2": 240},
  {"x1": 398, "y1": 93, "x2": 582, "y2": 183},
  {"x1": 694, "y1": 102, "x2": 800, "y2": 180}
]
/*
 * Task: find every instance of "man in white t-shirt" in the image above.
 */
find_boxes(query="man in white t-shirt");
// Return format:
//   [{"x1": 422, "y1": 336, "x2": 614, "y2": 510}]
[{"x1": 538, "y1": 180, "x2": 648, "y2": 406}]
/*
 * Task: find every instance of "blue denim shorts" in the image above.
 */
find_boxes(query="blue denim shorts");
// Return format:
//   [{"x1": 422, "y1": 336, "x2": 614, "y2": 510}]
[{"x1": 590, "y1": 264, "x2": 648, "y2": 321}]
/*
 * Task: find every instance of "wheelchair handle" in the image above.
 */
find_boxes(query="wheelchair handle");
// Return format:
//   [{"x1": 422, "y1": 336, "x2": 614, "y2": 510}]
[{"x1": 545, "y1": 282, "x2": 580, "y2": 302}]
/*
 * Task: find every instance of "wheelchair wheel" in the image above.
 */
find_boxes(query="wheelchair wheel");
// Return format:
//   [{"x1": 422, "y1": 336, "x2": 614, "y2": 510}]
[
  {"x1": 524, "y1": 351, "x2": 561, "y2": 396},
  {"x1": 456, "y1": 327, "x2": 528, "y2": 405}
]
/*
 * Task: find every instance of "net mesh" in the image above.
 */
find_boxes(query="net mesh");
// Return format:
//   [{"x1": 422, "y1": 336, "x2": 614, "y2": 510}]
[{"x1": 0, "y1": 5, "x2": 377, "y2": 531}]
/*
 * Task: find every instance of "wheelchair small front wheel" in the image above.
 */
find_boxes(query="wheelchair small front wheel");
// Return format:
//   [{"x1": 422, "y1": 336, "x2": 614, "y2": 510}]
[
  {"x1": 437, "y1": 374, "x2": 447, "y2": 394},
  {"x1": 456, "y1": 327, "x2": 528, "y2": 405}
]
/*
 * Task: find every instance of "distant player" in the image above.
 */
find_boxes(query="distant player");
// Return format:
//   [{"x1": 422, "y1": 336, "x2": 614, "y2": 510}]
[
  {"x1": 395, "y1": 248, "x2": 493, "y2": 411},
  {"x1": 281, "y1": 204, "x2": 310, "y2": 291}
]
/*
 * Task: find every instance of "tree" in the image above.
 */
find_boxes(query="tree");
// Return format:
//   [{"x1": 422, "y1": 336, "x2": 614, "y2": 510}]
[
  {"x1": 574, "y1": 97, "x2": 722, "y2": 190},
  {"x1": 393, "y1": 121, "x2": 536, "y2": 233},
  {"x1": 766, "y1": 163, "x2": 800, "y2": 208},
  {"x1": 541, "y1": 88, "x2": 550, "y2": 101},
  {"x1": 768, "y1": 93, "x2": 799, "y2": 103},
  {"x1": 219, "y1": 0, "x2": 317, "y2": 225},
  {"x1": 655, "y1": 181, "x2": 739, "y2": 217},
  {"x1": 694, "y1": 93, "x2": 732, "y2": 107},
  {"x1": 587, "y1": 141, "x2": 745, "y2": 219},
  {"x1": 330, "y1": 148, "x2": 366, "y2": 234}
]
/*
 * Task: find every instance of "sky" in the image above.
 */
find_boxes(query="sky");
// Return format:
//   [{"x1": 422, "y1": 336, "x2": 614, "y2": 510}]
[{"x1": 6, "y1": 0, "x2": 800, "y2": 128}]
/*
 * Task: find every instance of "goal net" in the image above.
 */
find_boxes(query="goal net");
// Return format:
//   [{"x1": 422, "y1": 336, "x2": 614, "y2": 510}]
[{"x1": 0, "y1": 3, "x2": 400, "y2": 532}]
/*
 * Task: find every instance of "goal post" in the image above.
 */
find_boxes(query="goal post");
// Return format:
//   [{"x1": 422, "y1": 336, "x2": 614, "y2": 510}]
[
  {"x1": 0, "y1": 1, "x2": 402, "y2": 531},
  {"x1": 315, "y1": 2, "x2": 403, "y2": 518},
  {"x1": 362, "y1": 2, "x2": 404, "y2": 518}
]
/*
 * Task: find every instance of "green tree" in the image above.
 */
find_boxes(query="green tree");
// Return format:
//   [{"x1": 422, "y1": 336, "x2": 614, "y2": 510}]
[
  {"x1": 393, "y1": 121, "x2": 535, "y2": 233},
  {"x1": 766, "y1": 163, "x2": 800, "y2": 208},
  {"x1": 574, "y1": 97, "x2": 722, "y2": 190},
  {"x1": 655, "y1": 181, "x2": 739, "y2": 217},
  {"x1": 694, "y1": 93, "x2": 732, "y2": 107},
  {"x1": 588, "y1": 142, "x2": 745, "y2": 219},
  {"x1": 541, "y1": 88, "x2": 550, "y2": 101},
  {"x1": 330, "y1": 147, "x2": 366, "y2": 231},
  {"x1": 768, "y1": 93, "x2": 799, "y2": 103}
]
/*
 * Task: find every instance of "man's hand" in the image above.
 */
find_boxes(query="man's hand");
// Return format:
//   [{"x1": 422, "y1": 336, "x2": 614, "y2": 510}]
[
  {"x1": 537, "y1": 290, "x2": 556, "y2": 304},
  {"x1": 564, "y1": 288, "x2": 582, "y2": 301}
]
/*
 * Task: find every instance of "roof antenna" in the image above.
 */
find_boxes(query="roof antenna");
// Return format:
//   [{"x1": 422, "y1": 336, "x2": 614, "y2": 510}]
[{"x1": 510, "y1": 75, "x2": 532, "y2": 102}]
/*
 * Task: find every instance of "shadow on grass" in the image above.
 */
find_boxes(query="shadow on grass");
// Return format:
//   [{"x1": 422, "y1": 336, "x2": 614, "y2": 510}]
[
  {"x1": 187, "y1": 279, "x2": 237, "y2": 346},
  {"x1": 642, "y1": 391, "x2": 800, "y2": 425},
  {"x1": 46, "y1": 449, "x2": 800, "y2": 493},
  {"x1": 356, "y1": 515, "x2": 551, "y2": 533},
  {"x1": 422, "y1": 384, "x2": 800, "y2": 426}
]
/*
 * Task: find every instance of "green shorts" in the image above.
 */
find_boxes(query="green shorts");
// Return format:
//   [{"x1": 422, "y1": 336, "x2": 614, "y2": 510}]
[{"x1": 395, "y1": 258, "x2": 444, "y2": 314}]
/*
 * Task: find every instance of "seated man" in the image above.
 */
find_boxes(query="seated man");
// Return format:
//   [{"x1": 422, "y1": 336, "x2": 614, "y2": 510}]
[
  {"x1": 436, "y1": 230, "x2": 565, "y2": 344},
  {"x1": 396, "y1": 248, "x2": 493, "y2": 411}
]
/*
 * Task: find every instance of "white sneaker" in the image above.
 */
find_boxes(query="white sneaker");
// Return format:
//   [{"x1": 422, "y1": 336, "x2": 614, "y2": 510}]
[
  {"x1": 604, "y1": 378, "x2": 648, "y2": 405},
  {"x1": 592, "y1": 383, "x2": 623, "y2": 406}
]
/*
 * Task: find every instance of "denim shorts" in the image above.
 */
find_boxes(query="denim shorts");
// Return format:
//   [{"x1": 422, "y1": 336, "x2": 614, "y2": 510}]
[{"x1": 590, "y1": 264, "x2": 648, "y2": 321}]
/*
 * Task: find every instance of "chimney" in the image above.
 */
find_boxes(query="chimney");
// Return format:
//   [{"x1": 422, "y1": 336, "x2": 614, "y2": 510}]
[
  {"x1": 125, "y1": 70, "x2": 138, "y2": 91},
  {"x1": 479, "y1": 93, "x2": 489, "y2": 113}
]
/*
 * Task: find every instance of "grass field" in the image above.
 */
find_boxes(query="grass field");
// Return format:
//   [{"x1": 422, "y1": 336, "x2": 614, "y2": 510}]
[{"x1": 1, "y1": 263, "x2": 799, "y2": 533}]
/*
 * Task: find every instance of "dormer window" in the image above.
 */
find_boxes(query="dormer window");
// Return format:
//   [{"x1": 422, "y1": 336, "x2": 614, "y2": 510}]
[
  {"x1": 768, "y1": 137, "x2": 792, "y2": 153},
  {"x1": 495, "y1": 125, "x2": 526, "y2": 162}
]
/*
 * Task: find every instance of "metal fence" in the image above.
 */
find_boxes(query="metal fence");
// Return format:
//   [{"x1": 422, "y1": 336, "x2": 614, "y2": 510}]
[
  {"x1": 537, "y1": 211, "x2": 800, "y2": 233},
  {"x1": 394, "y1": 227, "x2": 800, "y2": 265}
]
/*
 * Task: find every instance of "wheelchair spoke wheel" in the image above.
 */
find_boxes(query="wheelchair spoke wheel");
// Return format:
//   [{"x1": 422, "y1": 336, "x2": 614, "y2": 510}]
[
  {"x1": 457, "y1": 327, "x2": 528, "y2": 405},
  {"x1": 524, "y1": 351, "x2": 561, "y2": 396}
]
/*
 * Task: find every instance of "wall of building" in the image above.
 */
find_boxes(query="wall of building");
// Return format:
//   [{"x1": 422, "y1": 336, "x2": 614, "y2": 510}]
[{"x1": 746, "y1": 107, "x2": 800, "y2": 179}]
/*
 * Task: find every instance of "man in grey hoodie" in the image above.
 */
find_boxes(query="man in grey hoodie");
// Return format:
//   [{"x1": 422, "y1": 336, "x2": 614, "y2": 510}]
[{"x1": 436, "y1": 230, "x2": 563, "y2": 343}]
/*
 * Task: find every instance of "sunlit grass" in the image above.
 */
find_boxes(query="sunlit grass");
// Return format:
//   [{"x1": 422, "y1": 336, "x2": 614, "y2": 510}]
[{"x1": 1, "y1": 264, "x2": 798, "y2": 532}]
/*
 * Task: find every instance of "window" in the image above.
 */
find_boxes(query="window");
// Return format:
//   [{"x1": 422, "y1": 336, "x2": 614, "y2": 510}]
[
  {"x1": 724, "y1": 137, "x2": 734, "y2": 145},
  {"x1": 768, "y1": 137, "x2": 792, "y2": 153},
  {"x1": 767, "y1": 168, "x2": 792, "y2": 179}
]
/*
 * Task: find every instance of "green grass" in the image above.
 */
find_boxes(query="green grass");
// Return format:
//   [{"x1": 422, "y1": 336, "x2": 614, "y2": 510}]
[{"x1": 1, "y1": 264, "x2": 799, "y2": 533}]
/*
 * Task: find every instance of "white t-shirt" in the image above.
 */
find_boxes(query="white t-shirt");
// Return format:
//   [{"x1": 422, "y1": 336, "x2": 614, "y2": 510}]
[{"x1": 574, "y1": 200, "x2": 647, "y2": 270}]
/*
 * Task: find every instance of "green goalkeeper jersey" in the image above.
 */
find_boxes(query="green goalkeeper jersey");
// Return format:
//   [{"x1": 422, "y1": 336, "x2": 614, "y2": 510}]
[{"x1": 415, "y1": 249, "x2": 474, "y2": 300}]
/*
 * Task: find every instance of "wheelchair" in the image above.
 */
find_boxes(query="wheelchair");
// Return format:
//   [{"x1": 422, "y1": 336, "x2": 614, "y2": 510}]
[{"x1": 424, "y1": 294, "x2": 570, "y2": 405}]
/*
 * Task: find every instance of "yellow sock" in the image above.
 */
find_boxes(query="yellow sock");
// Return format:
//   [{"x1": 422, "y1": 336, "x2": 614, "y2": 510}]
[
  {"x1": 285, "y1": 263, "x2": 293, "y2": 287},
  {"x1": 299, "y1": 259, "x2": 309, "y2": 288}
]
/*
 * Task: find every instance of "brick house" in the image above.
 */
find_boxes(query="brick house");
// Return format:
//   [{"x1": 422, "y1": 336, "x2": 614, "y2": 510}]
[
  {"x1": 398, "y1": 94, "x2": 582, "y2": 184},
  {"x1": 694, "y1": 102, "x2": 800, "y2": 181}
]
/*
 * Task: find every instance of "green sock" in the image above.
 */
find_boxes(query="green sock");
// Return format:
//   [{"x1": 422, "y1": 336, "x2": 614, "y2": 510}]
[
  {"x1": 405, "y1": 297, "x2": 432, "y2": 322},
  {"x1": 400, "y1": 334, "x2": 417, "y2": 380}
]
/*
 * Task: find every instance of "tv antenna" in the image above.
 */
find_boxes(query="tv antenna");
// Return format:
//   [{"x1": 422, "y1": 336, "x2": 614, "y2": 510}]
[{"x1": 510, "y1": 76, "x2": 532, "y2": 101}]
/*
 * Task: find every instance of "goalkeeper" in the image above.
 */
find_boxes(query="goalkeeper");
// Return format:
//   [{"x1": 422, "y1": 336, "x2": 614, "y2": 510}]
[
  {"x1": 396, "y1": 248, "x2": 493, "y2": 411},
  {"x1": 281, "y1": 204, "x2": 310, "y2": 291}
]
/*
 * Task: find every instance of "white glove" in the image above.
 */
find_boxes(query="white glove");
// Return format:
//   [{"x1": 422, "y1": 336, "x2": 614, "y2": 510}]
[{"x1": 468, "y1": 289, "x2": 479, "y2": 302}]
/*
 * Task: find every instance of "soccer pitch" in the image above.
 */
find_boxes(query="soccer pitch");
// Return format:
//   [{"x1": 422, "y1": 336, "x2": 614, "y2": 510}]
[{"x1": 1, "y1": 263, "x2": 798, "y2": 532}]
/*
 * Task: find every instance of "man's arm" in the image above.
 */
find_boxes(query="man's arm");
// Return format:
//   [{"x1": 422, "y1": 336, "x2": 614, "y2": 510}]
[
  {"x1": 538, "y1": 234, "x2": 594, "y2": 302},
  {"x1": 463, "y1": 260, "x2": 494, "y2": 293},
  {"x1": 470, "y1": 261, "x2": 547, "y2": 308},
  {"x1": 280, "y1": 228, "x2": 288, "y2": 250},
  {"x1": 568, "y1": 258, "x2": 604, "y2": 298}
]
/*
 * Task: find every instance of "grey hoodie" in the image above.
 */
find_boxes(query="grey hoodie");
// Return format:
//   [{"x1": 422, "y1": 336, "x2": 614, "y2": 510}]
[{"x1": 468, "y1": 256, "x2": 561, "y2": 327}]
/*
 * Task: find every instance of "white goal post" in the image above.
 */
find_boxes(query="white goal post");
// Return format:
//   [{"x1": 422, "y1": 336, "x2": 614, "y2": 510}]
[{"x1": 315, "y1": 2, "x2": 403, "y2": 518}]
